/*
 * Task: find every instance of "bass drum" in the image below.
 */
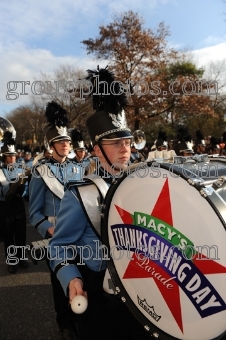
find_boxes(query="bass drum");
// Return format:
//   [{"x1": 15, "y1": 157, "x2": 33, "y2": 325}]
[{"x1": 101, "y1": 159, "x2": 226, "y2": 340}]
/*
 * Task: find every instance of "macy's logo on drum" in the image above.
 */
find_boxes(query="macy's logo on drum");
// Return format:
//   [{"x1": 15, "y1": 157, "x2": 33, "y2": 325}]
[{"x1": 109, "y1": 178, "x2": 226, "y2": 334}]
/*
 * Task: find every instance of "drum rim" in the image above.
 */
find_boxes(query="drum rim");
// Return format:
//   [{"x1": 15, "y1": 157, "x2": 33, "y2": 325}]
[
  {"x1": 101, "y1": 171, "x2": 180, "y2": 340},
  {"x1": 160, "y1": 162, "x2": 226, "y2": 231},
  {"x1": 101, "y1": 162, "x2": 226, "y2": 340}
]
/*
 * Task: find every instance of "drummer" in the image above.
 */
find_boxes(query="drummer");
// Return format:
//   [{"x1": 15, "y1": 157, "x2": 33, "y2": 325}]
[{"x1": 49, "y1": 68, "x2": 151, "y2": 340}]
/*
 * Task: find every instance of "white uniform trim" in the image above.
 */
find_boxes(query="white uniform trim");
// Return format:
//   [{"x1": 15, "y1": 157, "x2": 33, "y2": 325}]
[
  {"x1": 77, "y1": 174, "x2": 116, "y2": 294},
  {"x1": 0, "y1": 168, "x2": 10, "y2": 186},
  {"x1": 36, "y1": 164, "x2": 64, "y2": 199}
]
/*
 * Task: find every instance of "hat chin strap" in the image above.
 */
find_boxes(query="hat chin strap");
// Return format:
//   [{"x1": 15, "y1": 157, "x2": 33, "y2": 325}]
[
  {"x1": 51, "y1": 145, "x2": 66, "y2": 160},
  {"x1": 98, "y1": 143, "x2": 112, "y2": 166},
  {"x1": 98, "y1": 142, "x2": 121, "y2": 172}
]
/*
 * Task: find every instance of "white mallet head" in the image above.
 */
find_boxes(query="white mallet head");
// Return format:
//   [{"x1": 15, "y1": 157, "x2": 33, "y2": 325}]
[{"x1": 71, "y1": 295, "x2": 88, "y2": 314}]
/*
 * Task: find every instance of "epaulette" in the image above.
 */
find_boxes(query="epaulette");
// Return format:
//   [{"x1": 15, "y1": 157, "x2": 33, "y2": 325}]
[
  {"x1": 17, "y1": 162, "x2": 30, "y2": 169},
  {"x1": 66, "y1": 178, "x2": 93, "y2": 189},
  {"x1": 35, "y1": 157, "x2": 48, "y2": 165},
  {"x1": 30, "y1": 158, "x2": 47, "y2": 176},
  {"x1": 65, "y1": 158, "x2": 74, "y2": 164}
]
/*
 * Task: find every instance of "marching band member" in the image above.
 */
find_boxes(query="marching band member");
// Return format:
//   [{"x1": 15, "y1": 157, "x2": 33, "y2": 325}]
[
  {"x1": 49, "y1": 68, "x2": 151, "y2": 340},
  {"x1": 208, "y1": 137, "x2": 221, "y2": 155},
  {"x1": 0, "y1": 131, "x2": 29, "y2": 273},
  {"x1": 147, "y1": 130, "x2": 176, "y2": 161},
  {"x1": 174, "y1": 126, "x2": 194, "y2": 156},
  {"x1": 193, "y1": 130, "x2": 206, "y2": 154},
  {"x1": 23, "y1": 150, "x2": 33, "y2": 168},
  {"x1": 70, "y1": 129, "x2": 91, "y2": 175},
  {"x1": 70, "y1": 129, "x2": 87, "y2": 164},
  {"x1": 83, "y1": 144, "x2": 97, "y2": 174},
  {"x1": 29, "y1": 101, "x2": 81, "y2": 340},
  {"x1": 130, "y1": 142, "x2": 145, "y2": 163},
  {"x1": 16, "y1": 149, "x2": 24, "y2": 163}
]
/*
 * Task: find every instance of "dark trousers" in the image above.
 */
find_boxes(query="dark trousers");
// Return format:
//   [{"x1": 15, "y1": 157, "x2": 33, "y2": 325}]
[
  {"x1": 0, "y1": 197, "x2": 26, "y2": 260},
  {"x1": 76, "y1": 264, "x2": 152, "y2": 340},
  {"x1": 46, "y1": 259, "x2": 76, "y2": 330}
]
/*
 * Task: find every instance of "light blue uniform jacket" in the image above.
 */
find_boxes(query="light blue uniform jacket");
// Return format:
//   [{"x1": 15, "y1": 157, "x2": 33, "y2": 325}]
[
  {"x1": 49, "y1": 169, "x2": 113, "y2": 295},
  {"x1": 29, "y1": 158, "x2": 83, "y2": 238},
  {"x1": 0, "y1": 164, "x2": 29, "y2": 200}
]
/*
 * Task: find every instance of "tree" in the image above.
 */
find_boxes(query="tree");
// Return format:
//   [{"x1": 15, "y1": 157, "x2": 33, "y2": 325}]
[
  {"x1": 6, "y1": 104, "x2": 46, "y2": 150},
  {"x1": 31, "y1": 65, "x2": 93, "y2": 138},
  {"x1": 157, "y1": 60, "x2": 218, "y2": 128},
  {"x1": 5, "y1": 65, "x2": 96, "y2": 148},
  {"x1": 82, "y1": 11, "x2": 177, "y2": 130},
  {"x1": 82, "y1": 11, "x2": 219, "y2": 132}
]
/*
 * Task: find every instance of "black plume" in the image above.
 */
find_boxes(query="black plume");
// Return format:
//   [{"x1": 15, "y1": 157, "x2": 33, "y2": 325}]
[
  {"x1": 45, "y1": 101, "x2": 68, "y2": 127},
  {"x1": 210, "y1": 137, "x2": 218, "y2": 145},
  {"x1": 86, "y1": 66, "x2": 127, "y2": 114},
  {"x1": 2, "y1": 131, "x2": 15, "y2": 145},
  {"x1": 222, "y1": 131, "x2": 226, "y2": 142},
  {"x1": 177, "y1": 127, "x2": 192, "y2": 142},
  {"x1": 157, "y1": 130, "x2": 167, "y2": 141},
  {"x1": 71, "y1": 129, "x2": 84, "y2": 142},
  {"x1": 196, "y1": 130, "x2": 204, "y2": 140}
]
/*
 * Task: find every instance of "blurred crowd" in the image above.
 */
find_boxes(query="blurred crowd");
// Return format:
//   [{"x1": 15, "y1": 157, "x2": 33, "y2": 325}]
[{"x1": 1, "y1": 128, "x2": 225, "y2": 169}]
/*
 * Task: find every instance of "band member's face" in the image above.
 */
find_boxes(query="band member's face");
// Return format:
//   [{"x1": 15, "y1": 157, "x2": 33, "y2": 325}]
[
  {"x1": 95, "y1": 138, "x2": 131, "y2": 170},
  {"x1": 182, "y1": 151, "x2": 193, "y2": 157},
  {"x1": 52, "y1": 140, "x2": 71, "y2": 158},
  {"x1": 158, "y1": 146, "x2": 167, "y2": 151},
  {"x1": 213, "y1": 148, "x2": 220, "y2": 154},
  {"x1": 198, "y1": 145, "x2": 205, "y2": 152},
  {"x1": 5, "y1": 155, "x2": 16, "y2": 164},
  {"x1": 75, "y1": 149, "x2": 86, "y2": 160},
  {"x1": 24, "y1": 153, "x2": 31, "y2": 160}
]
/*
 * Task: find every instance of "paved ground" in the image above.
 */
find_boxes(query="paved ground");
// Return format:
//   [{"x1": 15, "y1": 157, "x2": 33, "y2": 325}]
[{"x1": 0, "y1": 201, "x2": 63, "y2": 340}]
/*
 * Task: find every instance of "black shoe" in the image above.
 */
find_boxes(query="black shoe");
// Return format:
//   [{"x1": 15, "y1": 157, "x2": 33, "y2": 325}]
[
  {"x1": 60, "y1": 328, "x2": 80, "y2": 340},
  {"x1": 19, "y1": 260, "x2": 29, "y2": 268},
  {"x1": 8, "y1": 265, "x2": 18, "y2": 274}
]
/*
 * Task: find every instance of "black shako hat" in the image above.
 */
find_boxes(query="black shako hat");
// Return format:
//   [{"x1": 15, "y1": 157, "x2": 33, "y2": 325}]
[
  {"x1": 195, "y1": 130, "x2": 205, "y2": 146},
  {"x1": 155, "y1": 130, "x2": 168, "y2": 149},
  {"x1": 1, "y1": 131, "x2": 17, "y2": 155},
  {"x1": 70, "y1": 129, "x2": 86, "y2": 150},
  {"x1": 44, "y1": 101, "x2": 71, "y2": 145},
  {"x1": 85, "y1": 67, "x2": 132, "y2": 145},
  {"x1": 174, "y1": 126, "x2": 194, "y2": 155},
  {"x1": 176, "y1": 141, "x2": 194, "y2": 154},
  {"x1": 210, "y1": 137, "x2": 220, "y2": 151}
]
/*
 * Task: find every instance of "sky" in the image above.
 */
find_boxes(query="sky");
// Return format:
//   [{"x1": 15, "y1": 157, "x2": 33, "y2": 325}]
[{"x1": 0, "y1": 0, "x2": 226, "y2": 117}]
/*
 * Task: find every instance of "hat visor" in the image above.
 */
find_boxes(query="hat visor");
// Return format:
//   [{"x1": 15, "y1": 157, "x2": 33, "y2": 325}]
[
  {"x1": 157, "y1": 145, "x2": 167, "y2": 149},
  {"x1": 102, "y1": 130, "x2": 133, "y2": 141},
  {"x1": 3, "y1": 152, "x2": 17, "y2": 156},
  {"x1": 182, "y1": 149, "x2": 194, "y2": 154},
  {"x1": 51, "y1": 136, "x2": 71, "y2": 143}
]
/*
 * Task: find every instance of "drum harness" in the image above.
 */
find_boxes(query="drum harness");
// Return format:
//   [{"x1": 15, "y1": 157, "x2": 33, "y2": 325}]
[{"x1": 75, "y1": 174, "x2": 116, "y2": 295}]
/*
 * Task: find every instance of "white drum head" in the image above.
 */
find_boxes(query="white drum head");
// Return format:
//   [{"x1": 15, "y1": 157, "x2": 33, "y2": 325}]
[{"x1": 102, "y1": 164, "x2": 226, "y2": 340}]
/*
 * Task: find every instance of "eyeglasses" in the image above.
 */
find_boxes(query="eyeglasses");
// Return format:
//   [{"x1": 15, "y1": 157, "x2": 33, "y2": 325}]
[
  {"x1": 55, "y1": 140, "x2": 71, "y2": 144},
  {"x1": 102, "y1": 140, "x2": 131, "y2": 148}
]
